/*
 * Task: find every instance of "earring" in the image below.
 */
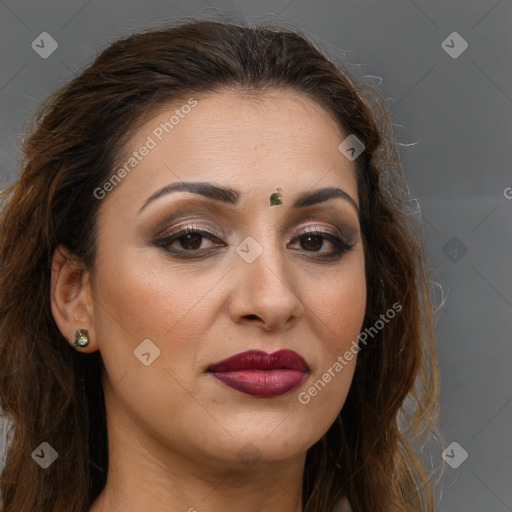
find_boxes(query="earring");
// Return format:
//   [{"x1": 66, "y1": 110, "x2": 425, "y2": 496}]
[{"x1": 73, "y1": 329, "x2": 90, "y2": 348}]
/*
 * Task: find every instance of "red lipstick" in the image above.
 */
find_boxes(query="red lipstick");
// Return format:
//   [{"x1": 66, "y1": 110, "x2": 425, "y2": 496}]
[{"x1": 207, "y1": 349, "x2": 309, "y2": 397}]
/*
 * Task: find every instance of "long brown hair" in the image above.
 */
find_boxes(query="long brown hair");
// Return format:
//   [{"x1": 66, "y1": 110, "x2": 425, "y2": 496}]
[{"x1": 0, "y1": 19, "x2": 441, "y2": 512}]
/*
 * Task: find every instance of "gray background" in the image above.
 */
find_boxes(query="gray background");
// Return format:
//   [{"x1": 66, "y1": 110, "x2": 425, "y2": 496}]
[{"x1": 1, "y1": 1, "x2": 511, "y2": 510}]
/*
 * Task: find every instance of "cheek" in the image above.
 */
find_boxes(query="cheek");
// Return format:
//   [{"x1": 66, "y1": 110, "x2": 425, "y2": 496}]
[
  {"x1": 90, "y1": 250, "x2": 225, "y2": 439},
  {"x1": 91, "y1": 247, "x2": 225, "y2": 378},
  {"x1": 311, "y1": 258, "x2": 367, "y2": 352},
  {"x1": 299, "y1": 259, "x2": 366, "y2": 410}
]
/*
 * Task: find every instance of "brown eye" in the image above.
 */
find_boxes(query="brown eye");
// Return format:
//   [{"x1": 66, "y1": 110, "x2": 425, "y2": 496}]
[
  {"x1": 174, "y1": 232, "x2": 205, "y2": 250},
  {"x1": 299, "y1": 234, "x2": 324, "y2": 252},
  {"x1": 289, "y1": 228, "x2": 354, "y2": 260},
  {"x1": 153, "y1": 224, "x2": 354, "y2": 261},
  {"x1": 153, "y1": 223, "x2": 226, "y2": 256}
]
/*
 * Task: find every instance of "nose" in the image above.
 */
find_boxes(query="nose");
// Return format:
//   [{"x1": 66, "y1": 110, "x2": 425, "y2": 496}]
[{"x1": 228, "y1": 236, "x2": 305, "y2": 332}]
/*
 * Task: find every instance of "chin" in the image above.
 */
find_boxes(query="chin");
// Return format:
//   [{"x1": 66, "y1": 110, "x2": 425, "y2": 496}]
[{"x1": 201, "y1": 425, "x2": 319, "y2": 467}]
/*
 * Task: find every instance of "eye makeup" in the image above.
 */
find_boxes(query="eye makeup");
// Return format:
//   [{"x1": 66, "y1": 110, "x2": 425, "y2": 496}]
[{"x1": 144, "y1": 203, "x2": 360, "y2": 263}]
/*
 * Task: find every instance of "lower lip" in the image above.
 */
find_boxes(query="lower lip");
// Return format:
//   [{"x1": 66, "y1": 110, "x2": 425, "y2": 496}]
[{"x1": 210, "y1": 369, "x2": 308, "y2": 397}]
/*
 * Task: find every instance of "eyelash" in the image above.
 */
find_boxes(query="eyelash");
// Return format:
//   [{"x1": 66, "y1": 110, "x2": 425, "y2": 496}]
[{"x1": 153, "y1": 223, "x2": 354, "y2": 261}]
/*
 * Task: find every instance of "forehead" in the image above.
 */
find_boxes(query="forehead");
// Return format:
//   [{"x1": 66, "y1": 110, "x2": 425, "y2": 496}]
[{"x1": 104, "y1": 89, "x2": 359, "y2": 215}]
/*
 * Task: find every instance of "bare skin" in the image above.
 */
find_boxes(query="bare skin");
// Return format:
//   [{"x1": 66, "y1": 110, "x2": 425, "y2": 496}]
[{"x1": 51, "y1": 89, "x2": 366, "y2": 512}]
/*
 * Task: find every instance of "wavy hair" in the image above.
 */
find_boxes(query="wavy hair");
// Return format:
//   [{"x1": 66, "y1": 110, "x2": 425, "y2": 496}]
[{"x1": 0, "y1": 19, "x2": 441, "y2": 512}]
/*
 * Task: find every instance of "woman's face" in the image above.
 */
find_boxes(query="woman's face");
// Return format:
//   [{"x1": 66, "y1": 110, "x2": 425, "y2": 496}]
[{"x1": 88, "y1": 90, "x2": 366, "y2": 468}]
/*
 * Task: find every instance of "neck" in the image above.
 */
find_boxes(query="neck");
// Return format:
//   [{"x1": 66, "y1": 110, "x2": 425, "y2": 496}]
[{"x1": 90, "y1": 447, "x2": 305, "y2": 512}]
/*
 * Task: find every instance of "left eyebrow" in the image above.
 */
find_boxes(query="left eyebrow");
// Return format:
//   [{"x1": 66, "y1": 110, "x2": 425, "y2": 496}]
[
  {"x1": 137, "y1": 181, "x2": 359, "y2": 216},
  {"x1": 292, "y1": 186, "x2": 359, "y2": 213}
]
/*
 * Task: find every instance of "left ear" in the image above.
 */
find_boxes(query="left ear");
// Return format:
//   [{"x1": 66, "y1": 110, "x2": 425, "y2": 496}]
[{"x1": 50, "y1": 244, "x2": 97, "y2": 352}]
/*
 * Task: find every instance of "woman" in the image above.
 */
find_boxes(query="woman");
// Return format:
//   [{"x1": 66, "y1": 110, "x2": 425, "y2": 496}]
[{"x1": 0, "y1": 20, "x2": 440, "y2": 512}]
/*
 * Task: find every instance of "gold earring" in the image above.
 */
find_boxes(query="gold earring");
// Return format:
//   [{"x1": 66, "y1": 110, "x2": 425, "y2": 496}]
[{"x1": 73, "y1": 329, "x2": 90, "y2": 348}]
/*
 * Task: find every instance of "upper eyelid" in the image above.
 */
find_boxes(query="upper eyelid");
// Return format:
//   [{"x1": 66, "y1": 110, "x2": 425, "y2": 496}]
[
  {"x1": 158, "y1": 217, "x2": 343, "y2": 233},
  {"x1": 287, "y1": 221, "x2": 346, "y2": 240},
  {"x1": 148, "y1": 203, "x2": 359, "y2": 233},
  {"x1": 168, "y1": 223, "x2": 341, "y2": 236},
  {"x1": 162, "y1": 223, "x2": 224, "y2": 240}
]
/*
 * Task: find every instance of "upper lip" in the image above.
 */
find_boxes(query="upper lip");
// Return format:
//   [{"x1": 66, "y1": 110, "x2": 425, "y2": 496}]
[{"x1": 207, "y1": 349, "x2": 309, "y2": 373}]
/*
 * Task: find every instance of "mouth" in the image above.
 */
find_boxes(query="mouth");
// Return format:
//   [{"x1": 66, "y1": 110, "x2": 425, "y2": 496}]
[{"x1": 206, "y1": 349, "x2": 310, "y2": 398}]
